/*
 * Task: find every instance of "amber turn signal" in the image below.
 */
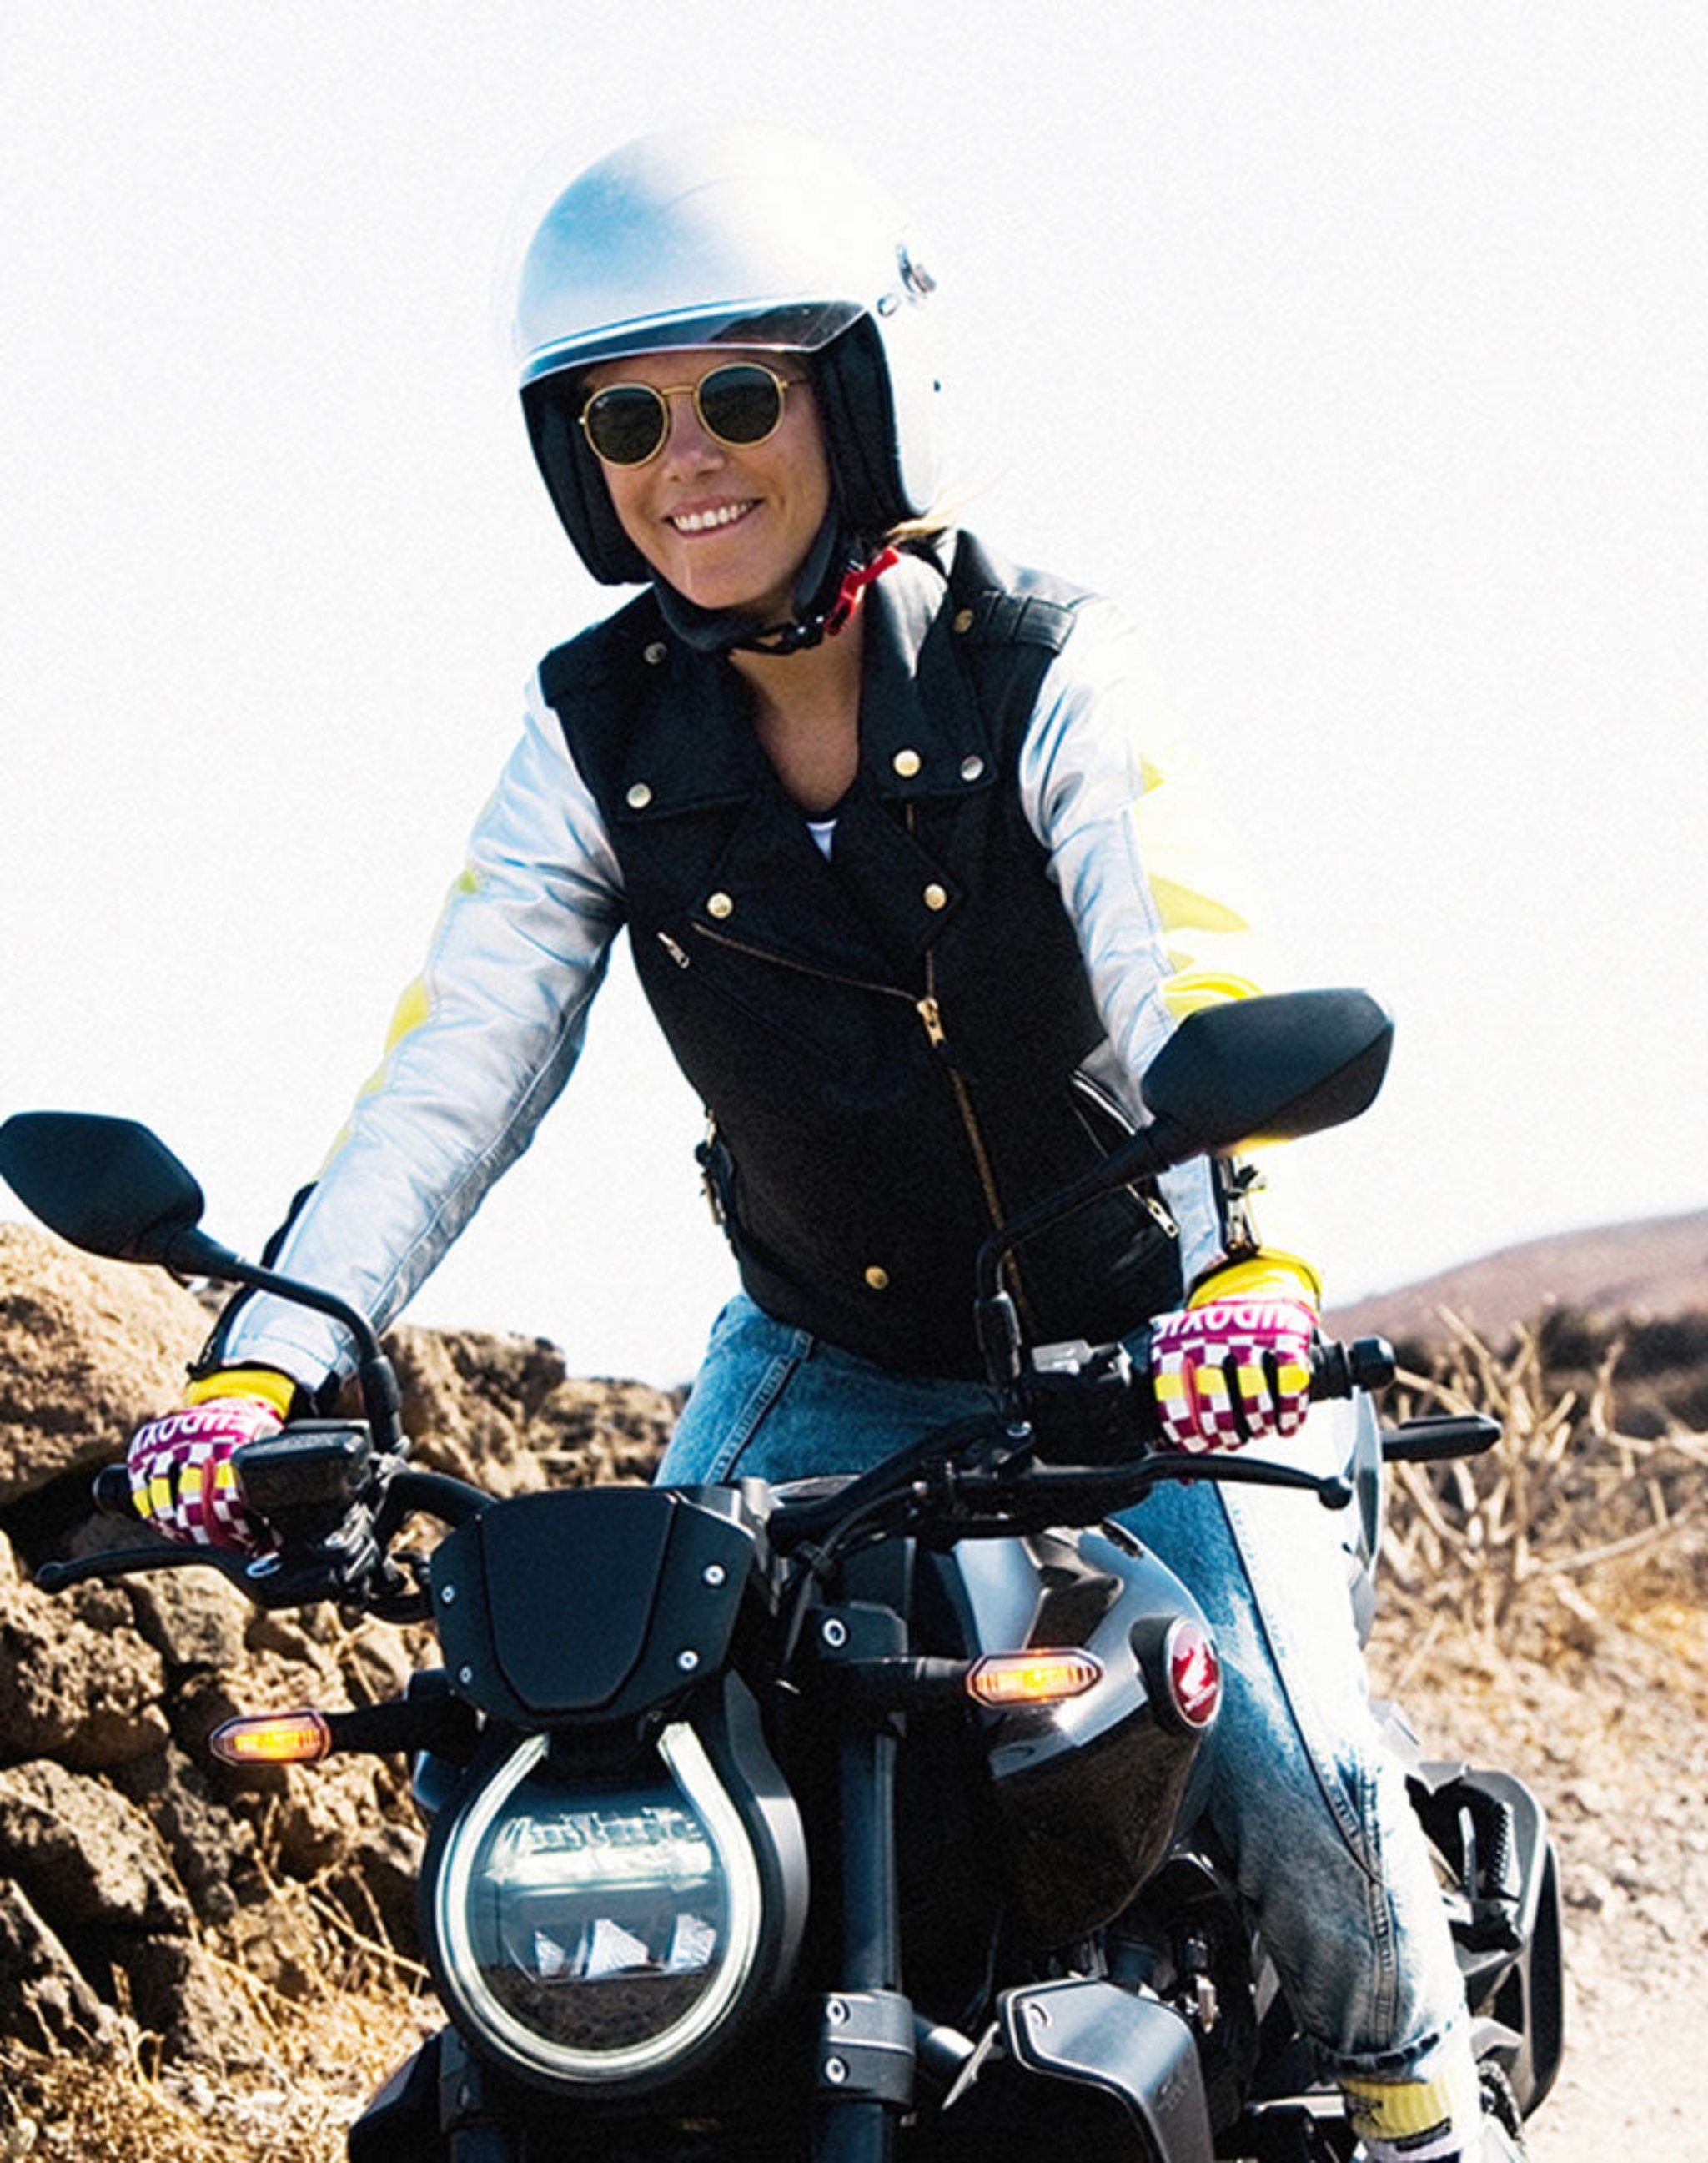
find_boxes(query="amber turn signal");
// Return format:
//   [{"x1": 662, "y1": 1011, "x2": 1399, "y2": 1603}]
[
  {"x1": 965, "y1": 1651, "x2": 1103, "y2": 1707},
  {"x1": 209, "y1": 1708, "x2": 334, "y2": 1767}
]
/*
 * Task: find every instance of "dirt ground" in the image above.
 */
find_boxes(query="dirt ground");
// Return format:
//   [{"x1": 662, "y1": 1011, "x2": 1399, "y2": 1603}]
[{"x1": 1371, "y1": 1570, "x2": 1708, "y2": 2159}]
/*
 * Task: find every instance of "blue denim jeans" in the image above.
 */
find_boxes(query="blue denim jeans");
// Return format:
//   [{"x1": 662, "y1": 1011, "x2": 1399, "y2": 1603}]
[{"x1": 658, "y1": 1294, "x2": 1470, "y2": 2085}]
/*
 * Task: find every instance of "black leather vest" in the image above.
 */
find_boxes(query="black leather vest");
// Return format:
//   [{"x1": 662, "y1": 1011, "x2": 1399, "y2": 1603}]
[{"x1": 540, "y1": 533, "x2": 1182, "y2": 1376}]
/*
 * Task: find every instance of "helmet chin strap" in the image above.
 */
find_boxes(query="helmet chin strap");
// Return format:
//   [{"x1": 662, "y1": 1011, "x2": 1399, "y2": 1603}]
[{"x1": 651, "y1": 511, "x2": 898, "y2": 658}]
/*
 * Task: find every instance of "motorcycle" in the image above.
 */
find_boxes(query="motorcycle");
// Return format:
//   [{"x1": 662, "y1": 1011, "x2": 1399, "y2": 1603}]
[{"x1": 0, "y1": 990, "x2": 1562, "y2": 2160}]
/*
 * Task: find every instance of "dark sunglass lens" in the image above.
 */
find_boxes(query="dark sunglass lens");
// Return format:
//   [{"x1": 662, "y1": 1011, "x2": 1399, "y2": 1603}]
[
  {"x1": 585, "y1": 386, "x2": 667, "y2": 465},
  {"x1": 698, "y1": 365, "x2": 784, "y2": 445}
]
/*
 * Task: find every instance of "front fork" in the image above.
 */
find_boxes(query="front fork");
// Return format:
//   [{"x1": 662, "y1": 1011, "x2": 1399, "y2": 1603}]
[{"x1": 812, "y1": 1543, "x2": 918, "y2": 2163}]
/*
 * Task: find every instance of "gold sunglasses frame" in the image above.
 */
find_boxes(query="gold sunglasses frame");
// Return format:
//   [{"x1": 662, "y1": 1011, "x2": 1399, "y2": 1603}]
[{"x1": 577, "y1": 363, "x2": 804, "y2": 469}]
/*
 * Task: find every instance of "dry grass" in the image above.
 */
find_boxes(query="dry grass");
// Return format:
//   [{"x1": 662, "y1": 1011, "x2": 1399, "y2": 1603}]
[
  {"x1": 1, "y1": 1988, "x2": 437, "y2": 2162},
  {"x1": 2, "y1": 1866, "x2": 440, "y2": 2160},
  {"x1": 1379, "y1": 1310, "x2": 1708, "y2": 1642}
]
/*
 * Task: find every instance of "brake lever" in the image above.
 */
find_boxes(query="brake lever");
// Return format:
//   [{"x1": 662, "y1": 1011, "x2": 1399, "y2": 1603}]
[
  {"x1": 35, "y1": 1544, "x2": 247, "y2": 1594},
  {"x1": 1138, "y1": 1451, "x2": 1356, "y2": 1510},
  {"x1": 38, "y1": 1483, "x2": 397, "y2": 1612}
]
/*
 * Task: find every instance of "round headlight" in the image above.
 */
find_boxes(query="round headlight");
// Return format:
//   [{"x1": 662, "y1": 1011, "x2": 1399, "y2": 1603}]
[{"x1": 430, "y1": 1721, "x2": 781, "y2": 2090}]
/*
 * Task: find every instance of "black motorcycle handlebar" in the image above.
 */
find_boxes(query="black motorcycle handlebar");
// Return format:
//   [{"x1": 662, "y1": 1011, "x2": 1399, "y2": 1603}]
[{"x1": 47, "y1": 1333, "x2": 1402, "y2": 1602}]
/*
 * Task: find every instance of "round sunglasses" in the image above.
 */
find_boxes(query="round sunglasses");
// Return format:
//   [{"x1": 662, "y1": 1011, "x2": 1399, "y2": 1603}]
[{"x1": 578, "y1": 361, "x2": 804, "y2": 469}]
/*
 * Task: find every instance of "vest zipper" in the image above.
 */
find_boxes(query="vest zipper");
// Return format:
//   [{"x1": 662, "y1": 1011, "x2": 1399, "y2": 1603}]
[
  {"x1": 919, "y1": 958, "x2": 1037, "y2": 1328},
  {"x1": 688, "y1": 922, "x2": 922, "y2": 1009},
  {"x1": 690, "y1": 921, "x2": 1029, "y2": 1298},
  {"x1": 915, "y1": 983, "x2": 1007, "y2": 1235}
]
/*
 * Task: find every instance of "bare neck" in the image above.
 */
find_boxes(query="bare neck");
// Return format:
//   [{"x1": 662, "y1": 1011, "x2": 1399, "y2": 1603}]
[{"x1": 729, "y1": 617, "x2": 866, "y2": 817}]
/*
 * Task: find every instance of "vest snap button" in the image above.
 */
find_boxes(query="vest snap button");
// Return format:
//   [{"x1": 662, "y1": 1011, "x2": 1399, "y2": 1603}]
[
  {"x1": 922, "y1": 883, "x2": 948, "y2": 912},
  {"x1": 643, "y1": 641, "x2": 668, "y2": 666},
  {"x1": 892, "y1": 748, "x2": 922, "y2": 778},
  {"x1": 864, "y1": 1265, "x2": 891, "y2": 1291},
  {"x1": 706, "y1": 892, "x2": 735, "y2": 920},
  {"x1": 960, "y1": 755, "x2": 985, "y2": 782},
  {"x1": 952, "y1": 608, "x2": 975, "y2": 634},
  {"x1": 626, "y1": 782, "x2": 654, "y2": 810}
]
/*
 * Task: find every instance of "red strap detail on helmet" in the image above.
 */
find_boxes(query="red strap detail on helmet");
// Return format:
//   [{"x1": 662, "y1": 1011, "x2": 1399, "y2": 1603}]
[{"x1": 824, "y1": 546, "x2": 902, "y2": 636}]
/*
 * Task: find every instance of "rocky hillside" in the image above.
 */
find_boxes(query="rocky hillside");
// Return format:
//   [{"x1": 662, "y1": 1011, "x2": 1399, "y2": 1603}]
[
  {"x1": 3, "y1": 1215, "x2": 1708, "y2": 2156},
  {"x1": 0, "y1": 1221, "x2": 676, "y2": 2104}
]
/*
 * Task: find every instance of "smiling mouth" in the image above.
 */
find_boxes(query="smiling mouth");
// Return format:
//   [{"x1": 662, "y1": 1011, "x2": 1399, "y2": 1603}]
[{"x1": 667, "y1": 501, "x2": 758, "y2": 535}]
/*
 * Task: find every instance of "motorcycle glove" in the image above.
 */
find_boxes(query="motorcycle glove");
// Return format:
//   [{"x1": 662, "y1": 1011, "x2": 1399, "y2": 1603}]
[
  {"x1": 125, "y1": 1366, "x2": 295, "y2": 1552},
  {"x1": 1150, "y1": 1255, "x2": 1318, "y2": 1453}
]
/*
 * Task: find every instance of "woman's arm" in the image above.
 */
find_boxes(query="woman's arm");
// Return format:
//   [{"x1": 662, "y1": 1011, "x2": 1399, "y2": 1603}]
[{"x1": 1016, "y1": 595, "x2": 1319, "y2": 1295}]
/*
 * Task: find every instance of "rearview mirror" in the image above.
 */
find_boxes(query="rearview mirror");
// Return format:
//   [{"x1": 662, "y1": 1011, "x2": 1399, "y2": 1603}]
[
  {"x1": 1141, "y1": 988, "x2": 1394, "y2": 1154},
  {"x1": 0, "y1": 1111, "x2": 238, "y2": 1277}
]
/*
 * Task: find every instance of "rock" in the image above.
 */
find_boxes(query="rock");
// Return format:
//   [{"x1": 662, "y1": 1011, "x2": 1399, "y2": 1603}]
[
  {"x1": 267, "y1": 1751, "x2": 401, "y2": 1884},
  {"x1": 530, "y1": 1372, "x2": 678, "y2": 1486},
  {"x1": 0, "y1": 1224, "x2": 208, "y2": 1508},
  {"x1": 0, "y1": 1759, "x2": 190, "y2": 1937},
  {"x1": 386, "y1": 1325, "x2": 673, "y2": 1493},
  {"x1": 244, "y1": 1605, "x2": 339, "y2": 1665},
  {"x1": 120, "y1": 1934, "x2": 267, "y2": 2070},
  {"x1": 341, "y1": 1621, "x2": 419, "y2": 1707},
  {"x1": 218, "y1": 1879, "x2": 329, "y2": 2002},
  {"x1": 123, "y1": 1563, "x2": 254, "y2": 1673},
  {"x1": 108, "y1": 1745, "x2": 261, "y2": 1925},
  {"x1": 0, "y1": 1215, "x2": 686, "y2": 2069},
  {"x1": 329, "y1": 1814, "x2": 427, "y2": 1958},
  {"x1": 0, "y1": 1880, "x2": 111, "y2": 2051},
  {"x1": 386, "y1": 1326, "x2": 555, "y2": 1496},
  {"x1": 0, "y1": 1532, "x2": 170, "y2": 1769}
]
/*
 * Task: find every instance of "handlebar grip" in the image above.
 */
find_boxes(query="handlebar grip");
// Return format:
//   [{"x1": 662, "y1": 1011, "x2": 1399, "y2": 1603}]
[
  {"x1": 1311, "y1": 1335, "x2": 1396, "y2": 1399},
  {"x1": 93, "y1": 1464, "x2": 136, "y2": 1518}
]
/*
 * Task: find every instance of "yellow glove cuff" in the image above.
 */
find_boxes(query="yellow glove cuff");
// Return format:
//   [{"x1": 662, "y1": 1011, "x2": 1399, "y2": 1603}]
[
  {"x1": 1188, "y1": 1251, "x2": 1323, "y2": 1311},
  {"x1": 184, "y1": 1366, "x2": 298, "y2": 1419}
]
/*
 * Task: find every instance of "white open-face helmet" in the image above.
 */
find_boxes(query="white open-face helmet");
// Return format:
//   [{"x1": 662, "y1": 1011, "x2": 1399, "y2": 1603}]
[{"x1": 514, "y1": 124, "x2": 942, "y2": 586}]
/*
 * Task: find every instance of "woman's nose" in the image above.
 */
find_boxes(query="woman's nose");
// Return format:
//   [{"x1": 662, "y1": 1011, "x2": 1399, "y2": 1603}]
[{"x1": 657, "y1": 390, "x2": 724, "y2": 472}]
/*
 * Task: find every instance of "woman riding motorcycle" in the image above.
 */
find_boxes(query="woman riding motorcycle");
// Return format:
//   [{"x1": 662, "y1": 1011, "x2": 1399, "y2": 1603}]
[{"x1": 126, "y1": 124, "x2": 1515, "y2": 2161}]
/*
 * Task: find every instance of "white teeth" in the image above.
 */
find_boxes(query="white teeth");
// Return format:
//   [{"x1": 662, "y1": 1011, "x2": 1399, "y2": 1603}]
[{"x1": 670, "y1": 502, "x2": 752, "y2": 533}]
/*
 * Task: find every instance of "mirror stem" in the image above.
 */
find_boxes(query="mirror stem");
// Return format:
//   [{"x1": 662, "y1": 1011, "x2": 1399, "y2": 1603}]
[{"x1": 165, "y1": 1231, "x2": 403, "y2": 1453}]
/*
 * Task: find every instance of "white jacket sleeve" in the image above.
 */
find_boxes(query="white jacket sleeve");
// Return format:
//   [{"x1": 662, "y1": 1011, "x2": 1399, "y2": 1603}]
[
  {"x1": 219, "y1": 678, "x2": 625, "y2": 1386},
  {"x1": 1016, "y1": 595, "x2": 1318, "y2": 1294}
]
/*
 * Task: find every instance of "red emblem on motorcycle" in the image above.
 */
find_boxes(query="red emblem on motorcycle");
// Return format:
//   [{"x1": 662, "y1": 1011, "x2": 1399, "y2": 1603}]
[{"x1": 1164, "y1": 1617, "x2": 1222, "y2": 1730}]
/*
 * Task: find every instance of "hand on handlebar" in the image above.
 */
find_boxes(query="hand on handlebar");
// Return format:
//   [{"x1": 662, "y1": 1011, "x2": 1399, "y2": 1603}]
[
  {"x1": 125, "y1": 1367, "x2": 296, "y2": 1554},
  {"x1": 1150, "y1": 1259, "x2": 1318, "y2": 1454}
]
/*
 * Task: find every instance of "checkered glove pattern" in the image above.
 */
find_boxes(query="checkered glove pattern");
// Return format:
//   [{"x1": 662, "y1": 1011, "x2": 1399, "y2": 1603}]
[
  {"x1": 1149, "y1": 1296, "x2": 1317, "y2": 1454},
  {"x1": 125, "y1": 1398, "x2": 279, "y2": 1552}
]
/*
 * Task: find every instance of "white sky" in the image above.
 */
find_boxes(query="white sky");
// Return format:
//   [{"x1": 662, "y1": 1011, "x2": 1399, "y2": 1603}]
[{"x1": 3, "y1": 5, "x2": 1705, "y2": 1385}]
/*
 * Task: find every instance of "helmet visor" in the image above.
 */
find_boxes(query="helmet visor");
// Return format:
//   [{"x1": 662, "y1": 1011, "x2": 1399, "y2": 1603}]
[{"x1": 520, "y1": 299, "x2": 862, "y2": 390}]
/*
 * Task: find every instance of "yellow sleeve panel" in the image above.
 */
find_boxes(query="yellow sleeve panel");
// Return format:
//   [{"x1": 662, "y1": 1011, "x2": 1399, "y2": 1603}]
[
  {"x1": 315, "y1": 865, "x2": 488, "y2": 1172},
  {"x1": 1158, "y1": 968, "x2": 1267, "y2": 1022},
  {"x1": 1145, "y1": 873, "x2": 1254, "y2": 942}
]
